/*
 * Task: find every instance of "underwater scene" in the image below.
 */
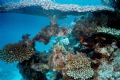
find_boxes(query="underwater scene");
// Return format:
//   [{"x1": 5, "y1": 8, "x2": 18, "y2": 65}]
[{"x1": 0, "y1": 0, "x2": 120, "y2": 80}]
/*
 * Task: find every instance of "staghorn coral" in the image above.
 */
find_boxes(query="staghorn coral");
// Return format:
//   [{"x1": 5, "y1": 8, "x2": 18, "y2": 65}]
[{"x1": 0, "y1": 42, "x2": 34, "y2": 63}]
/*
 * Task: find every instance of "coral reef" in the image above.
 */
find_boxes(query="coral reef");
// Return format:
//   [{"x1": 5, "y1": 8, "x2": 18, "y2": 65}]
[
  {"x1": 72, "y1": 17, "x2": 97, "y2": 39},
  {"x1": 0, "y1": 42, "x2": 34, "y2": 63},
  {"x1": 33, "y1": 19, "x2": 69, "y2": 44},
  {"x1": 45, "y1": 70, "x2": 58, "y2": 80},
  {"x1": 49, "y1": 42, "x2": 66, "y2": 71},
  {"x1": 95, "y1": 56, "x2": 120, "y2": 80},
  {"x1": 33, "y1": 24, "x2": 59, "y2": 44},
  {"x1": 49, "y1": 43, "x2": 94, "y2": 80},
  {"x1": 0, "y1": 0, "x2": 114, "y2": 14},
  {"x1": 96, "y1": 26, "x2": 120, "y2": 38},
  {"x1": 18, "y1": 53, "x2": 48, "y2": 80},
  {"x1": 18, "y1": 53, "x2": 63, "y2": 80},
  {"x1": 0, "y1": 5, "x2": 120, "y2": 80},
  {"x1": 65, "y1": 53, "x2": 94, "y2": 80}
]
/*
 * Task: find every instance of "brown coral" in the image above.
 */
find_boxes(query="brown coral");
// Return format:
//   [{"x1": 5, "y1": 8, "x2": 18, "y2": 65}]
[{"x1": 0, "y1": 42, "x2": 34, "y2": 63}]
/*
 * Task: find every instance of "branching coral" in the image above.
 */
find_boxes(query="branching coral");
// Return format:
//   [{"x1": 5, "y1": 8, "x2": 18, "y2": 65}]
[
  {"x1": 49, "y1": 42, "x2": 94, "y2": 80},
  {"x1": 0, "y1": 42, "x2": 34, "y2": 63},
  {"x1": 65, "y1": 52, "x2": 94, "y2": 80}
]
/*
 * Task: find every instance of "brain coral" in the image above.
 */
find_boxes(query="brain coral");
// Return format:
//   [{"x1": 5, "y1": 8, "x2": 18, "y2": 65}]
[{"x1": 0, "y1": 42, "x2": 34, "y2": 63}]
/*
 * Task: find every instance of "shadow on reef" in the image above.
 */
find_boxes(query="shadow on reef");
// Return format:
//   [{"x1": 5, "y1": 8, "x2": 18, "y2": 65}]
[{"x1": 0, "y1": 8, "x2": 120, "y2": 80}]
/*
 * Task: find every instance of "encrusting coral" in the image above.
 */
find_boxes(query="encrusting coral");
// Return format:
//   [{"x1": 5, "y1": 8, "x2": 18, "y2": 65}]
[{"x1": 0, "y1": 42, "x2": 34, "y2": 63}]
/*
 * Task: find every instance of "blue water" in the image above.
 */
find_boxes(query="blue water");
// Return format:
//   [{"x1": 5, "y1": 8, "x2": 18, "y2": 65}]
[
  {"x1": 0, "y1": 13, "x2": 77, "y2": 80},
  {"x1": 0, "y1": 0, "x2": 109, "y2": 80},
  {"x1": 0, "y1": 13, "x2": 50, "y2": 80},
  {"x1": 54, "y1": 0, "x2": 102, "y2": 5}
]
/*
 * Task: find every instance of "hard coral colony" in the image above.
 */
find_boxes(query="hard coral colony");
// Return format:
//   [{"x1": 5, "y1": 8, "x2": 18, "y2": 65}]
[{"x1": 0, "y1": 0, "x2": 120, "y2": 80}]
